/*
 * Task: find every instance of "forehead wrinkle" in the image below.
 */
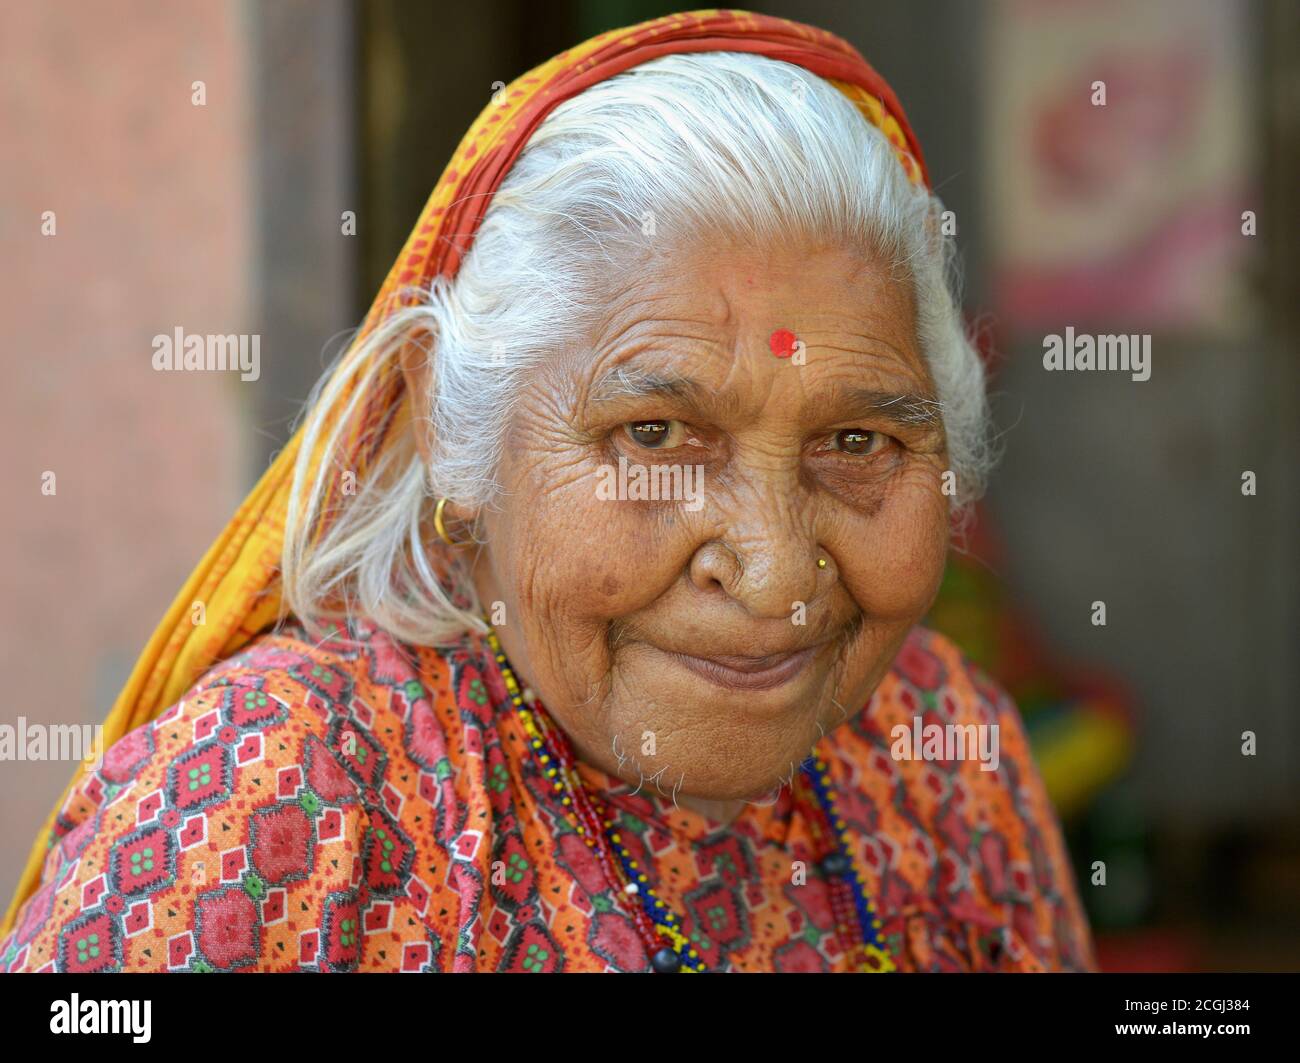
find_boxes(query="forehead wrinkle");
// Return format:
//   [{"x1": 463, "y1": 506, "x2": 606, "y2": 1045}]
[
  {"x1": 792, "y1": 320, "x2": 926, "y2": 369},
  {"x1": 571, "y1": 313, "x2": 721, "y2": 402},
  {"x1": 589, "y1": 260, "x2": 736, "y2": 345},
  {"x1": 815, "y1": 347, "x2": 934, "y2": 397},
  {"x1": 587, "y1": 312, "x2": 734, "y2": 375},
  {"x1": 585, "y1": 282, "x2": 735, "y2": 361},
  {"x1": 576, "y1": 281, "x2": 742, "y2": 415}
]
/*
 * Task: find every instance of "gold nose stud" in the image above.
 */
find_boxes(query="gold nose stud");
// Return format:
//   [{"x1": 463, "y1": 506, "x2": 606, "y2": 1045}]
[{"x1": 817, "y1": 557, "x2": 828, "y2": 569}]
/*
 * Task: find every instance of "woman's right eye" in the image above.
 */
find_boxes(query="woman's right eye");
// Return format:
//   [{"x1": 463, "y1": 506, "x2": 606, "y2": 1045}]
[{"x1": 623, "y1": 420, "x2": 686, "y2": 449}]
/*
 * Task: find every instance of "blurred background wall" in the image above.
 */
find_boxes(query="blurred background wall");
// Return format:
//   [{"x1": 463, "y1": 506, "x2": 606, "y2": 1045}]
[{"x1": 1, "y1": 0, "x2": 1296, "y2": 969}]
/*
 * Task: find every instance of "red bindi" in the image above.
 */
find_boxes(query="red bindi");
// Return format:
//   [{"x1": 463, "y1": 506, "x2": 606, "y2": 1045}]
[{"x1": 769, "y1": 328, "x2": 798, "y2": 359}]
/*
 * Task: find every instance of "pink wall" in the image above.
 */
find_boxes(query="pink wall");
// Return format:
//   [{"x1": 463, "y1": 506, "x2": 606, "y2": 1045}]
[{"x1": 0, "y1": 1, "x2": 253, "y2": 901}]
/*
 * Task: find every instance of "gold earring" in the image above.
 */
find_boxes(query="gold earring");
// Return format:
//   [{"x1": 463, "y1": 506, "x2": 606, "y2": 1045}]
[{"x1": 434, "y1": 496, "x2": 472, "y2": 547}]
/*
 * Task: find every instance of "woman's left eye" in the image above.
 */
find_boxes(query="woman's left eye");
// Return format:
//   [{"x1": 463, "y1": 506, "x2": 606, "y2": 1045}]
[{"x1": 828, "y1": 428, "x2": 890, "y2": 455}]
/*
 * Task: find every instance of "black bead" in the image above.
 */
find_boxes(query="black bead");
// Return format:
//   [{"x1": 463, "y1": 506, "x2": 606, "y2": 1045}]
[
  {"x1": 819, "y1": 851, "x2": 850, "y2": 877},
  {"x1": 651, "y1": 947, "x2": 682, "y2": 973}
]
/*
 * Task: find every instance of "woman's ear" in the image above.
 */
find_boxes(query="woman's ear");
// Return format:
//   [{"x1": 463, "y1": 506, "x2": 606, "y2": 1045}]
[
  {"x1": 397, "y1": 326, "x2": 479, "y2": 540},
  {"x1": 398, "y1": 326, "x2": 436, "y2": 467}
]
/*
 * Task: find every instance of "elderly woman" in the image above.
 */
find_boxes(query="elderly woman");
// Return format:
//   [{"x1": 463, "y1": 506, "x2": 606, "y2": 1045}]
[{"x1": 2, "y1": 11, "x2": 1094, "y2": 973}]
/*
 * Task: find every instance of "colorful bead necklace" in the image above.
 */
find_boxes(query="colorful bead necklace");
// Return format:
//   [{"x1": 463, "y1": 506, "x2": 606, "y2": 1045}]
[{"x1": 484, "y1": 624, "x2": 895, "y2": 973}]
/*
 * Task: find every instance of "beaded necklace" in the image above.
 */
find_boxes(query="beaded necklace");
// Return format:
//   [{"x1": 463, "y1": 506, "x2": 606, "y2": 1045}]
[{"x1": 484, "y1": 625, "x2": 896, "y2": 973}]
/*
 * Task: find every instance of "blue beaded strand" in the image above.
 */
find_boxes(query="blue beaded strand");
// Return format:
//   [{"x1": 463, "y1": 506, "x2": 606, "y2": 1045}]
[{"x1": 798, "y1": 756, "x2": 894, "y2": 967}]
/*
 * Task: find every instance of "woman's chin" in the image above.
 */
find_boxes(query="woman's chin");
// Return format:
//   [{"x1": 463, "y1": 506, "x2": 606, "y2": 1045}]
[{"x1": 593, "y1": 716, "x2": 829, "y2": 804}]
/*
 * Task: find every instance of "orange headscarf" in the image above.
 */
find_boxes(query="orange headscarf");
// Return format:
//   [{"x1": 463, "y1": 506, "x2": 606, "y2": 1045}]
[{"x1": 3, "y1": 8, "x2": 929, "y2": 936}]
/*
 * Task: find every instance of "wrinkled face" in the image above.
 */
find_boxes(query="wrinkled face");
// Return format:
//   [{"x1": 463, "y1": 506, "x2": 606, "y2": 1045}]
[{"x1": 466, "y1": 238, "x2": 950, "y2": 803}]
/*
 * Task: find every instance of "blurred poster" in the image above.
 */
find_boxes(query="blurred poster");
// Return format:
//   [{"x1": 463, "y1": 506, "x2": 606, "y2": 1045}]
[{"x1": 986, "y1": 0, "x2": 1255, "y2": 333}]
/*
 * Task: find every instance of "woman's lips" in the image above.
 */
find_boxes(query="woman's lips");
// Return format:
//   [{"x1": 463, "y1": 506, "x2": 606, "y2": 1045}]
[{"x1": 665, "y1": 644, "x2": 823, "y2": 692}]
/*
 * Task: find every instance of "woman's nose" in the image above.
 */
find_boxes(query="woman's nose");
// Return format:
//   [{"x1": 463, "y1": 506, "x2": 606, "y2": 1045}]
[{"x1": 687, "y1": 499, "x2": 822, "y2": 619}]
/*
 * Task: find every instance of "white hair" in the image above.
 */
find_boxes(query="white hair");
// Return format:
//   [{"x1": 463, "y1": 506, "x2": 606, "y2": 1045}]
[{"x1": 281, "y1": 51, "x2": 996, "y2": 646}]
